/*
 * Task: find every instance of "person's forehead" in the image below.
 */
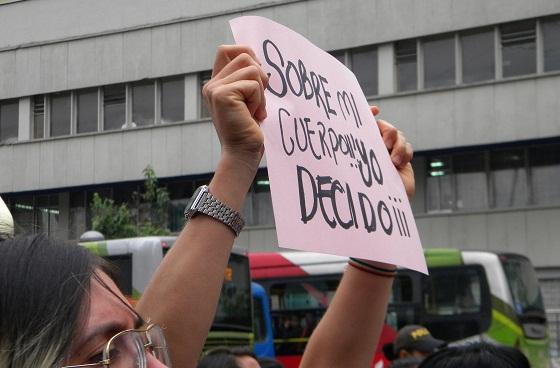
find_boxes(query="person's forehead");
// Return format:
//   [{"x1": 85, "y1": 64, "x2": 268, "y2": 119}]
[{"x1": 82, "y1": 272, "x2": 136, "y2": 336}]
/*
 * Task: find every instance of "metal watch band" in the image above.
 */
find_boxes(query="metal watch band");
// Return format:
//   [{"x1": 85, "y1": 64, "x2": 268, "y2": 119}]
[
  {"x1": 184, "y1": 185, "x2": 245, "y2": 236},
  {"x1": 193, "y1": 191, "x2": 245, "y2": 236}
]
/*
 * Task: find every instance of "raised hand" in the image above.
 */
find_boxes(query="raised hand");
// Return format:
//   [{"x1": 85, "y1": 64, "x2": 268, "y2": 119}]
[
  {"x1": 202, "y1": 45, "x2": 269, "y2": 170},
  {"x1": 371, "y1": 106, "x2": 415, "y2": 199}
]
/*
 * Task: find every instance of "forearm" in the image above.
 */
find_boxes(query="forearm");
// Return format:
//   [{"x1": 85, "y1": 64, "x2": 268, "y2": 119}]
[
  {"x1": 300, "y1": 263, "x2": 394, "y2": 368},
  {"x1": 136, "y1": 154, "x2": 258, "y2": 368}
]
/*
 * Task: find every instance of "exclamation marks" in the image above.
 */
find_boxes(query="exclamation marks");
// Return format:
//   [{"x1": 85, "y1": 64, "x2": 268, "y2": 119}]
[{"x1": 388, "y1": 196, "x2": 410, "y2": 238}]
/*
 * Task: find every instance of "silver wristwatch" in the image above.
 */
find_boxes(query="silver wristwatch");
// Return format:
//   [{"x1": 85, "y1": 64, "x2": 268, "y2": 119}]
[{"x1": 184, "y1": 185, "x2": 245, "y2": 236}]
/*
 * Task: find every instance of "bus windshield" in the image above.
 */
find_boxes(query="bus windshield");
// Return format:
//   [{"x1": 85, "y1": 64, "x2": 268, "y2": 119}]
[
  {"x1": 424, "y1": 267, "x2": 483, "y2": 316},
  {"x1": 501, "y1": 254, "x2": 545, "y2": 315},
  {"x1": 212, "y1": 253, "x2": 253, "y2": 332}
]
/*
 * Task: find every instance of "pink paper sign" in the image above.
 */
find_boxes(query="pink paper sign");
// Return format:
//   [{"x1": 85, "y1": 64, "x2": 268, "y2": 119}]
[{"x1": 230, "y1": 16, "x2": 427, "y2": 273}]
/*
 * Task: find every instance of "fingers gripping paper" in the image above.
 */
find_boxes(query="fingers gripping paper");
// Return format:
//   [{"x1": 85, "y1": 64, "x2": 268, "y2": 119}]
[{"x1": 230, "y1": 16, "x2": 427, "y2": 274}]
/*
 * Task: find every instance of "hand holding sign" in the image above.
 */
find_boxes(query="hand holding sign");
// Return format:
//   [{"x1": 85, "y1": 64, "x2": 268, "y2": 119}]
[
  {"x1": 229, "y1": 16, "x2": 426, "y2": 273},
  {"x1": 202, "y1": 45, "x2": 268, "y2": 170},
  {"x1": 375, "y1": 114, "x2": 415, "y2": 199}
]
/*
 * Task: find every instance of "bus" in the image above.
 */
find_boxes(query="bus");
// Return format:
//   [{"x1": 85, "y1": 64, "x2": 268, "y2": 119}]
[
  {"x1": 80, "y1": 236, "x2": 254, "y2": 350},
  {"x1": 249, "y1": 249, "x2": 549, "y2": 368}
]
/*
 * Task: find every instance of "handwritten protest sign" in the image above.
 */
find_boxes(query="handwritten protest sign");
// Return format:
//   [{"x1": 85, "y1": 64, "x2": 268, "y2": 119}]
[{"x1": 230, "y1": 16, "x2": 427, "y2": 273}]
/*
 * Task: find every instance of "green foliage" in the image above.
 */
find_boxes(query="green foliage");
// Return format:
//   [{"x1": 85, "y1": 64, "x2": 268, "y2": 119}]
[
  {"x1": 90, "y1": 165, "x2": 171, "y2": 239},
  {"x1": 135, "y1": 165, "x2": 170, "y2": 231},
  {"x1": 90, "y1": 193, "x2": 137, "y2": 239}
]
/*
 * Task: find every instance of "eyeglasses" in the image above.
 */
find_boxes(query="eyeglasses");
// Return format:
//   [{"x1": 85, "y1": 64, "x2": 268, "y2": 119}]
[{"x1": 61, "y1": 324, "x2": 171, "y2": 368}]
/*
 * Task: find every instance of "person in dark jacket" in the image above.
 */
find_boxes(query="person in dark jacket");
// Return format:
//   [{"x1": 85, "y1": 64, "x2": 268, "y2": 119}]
[{"x1": 384, "y1": 325, "x2": 447, "y2": 368}]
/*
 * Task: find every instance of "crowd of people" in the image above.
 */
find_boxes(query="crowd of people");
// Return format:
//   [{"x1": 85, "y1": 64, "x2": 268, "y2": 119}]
[{"x1": 0, "y1": 44, "x2": 533, "y2": 368}]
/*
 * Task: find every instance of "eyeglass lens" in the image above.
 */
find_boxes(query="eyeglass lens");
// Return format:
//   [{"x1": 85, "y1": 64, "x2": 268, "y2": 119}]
[
  {"x1": 146, "y1": 325, "x2": 172, "y2": 366},
  {"x1": 108, "y1": 326, "x2": 171, "y2": 368},
  {"x1": 109, "y1": 333, "x2": 145, "y2": 368}
]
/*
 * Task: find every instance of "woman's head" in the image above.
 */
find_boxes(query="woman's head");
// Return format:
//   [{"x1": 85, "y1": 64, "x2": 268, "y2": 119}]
[
  {"x1": 198, "y1": 347, "x2": 261, "y2": 368},
  {"x1": 0, "y1": 235, "x2": 163, "y2": 368},
  {"x1": 418, "y1": 342, "x2": 530, "y2": 368},
  {"x1": 0, "y1": 235, "x2": 99, "y2": 367}
]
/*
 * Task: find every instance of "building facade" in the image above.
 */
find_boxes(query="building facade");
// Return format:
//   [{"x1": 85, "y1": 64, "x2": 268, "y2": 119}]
[{"x1": 0, "y1": 0, "x2": 559, "y2": 304}]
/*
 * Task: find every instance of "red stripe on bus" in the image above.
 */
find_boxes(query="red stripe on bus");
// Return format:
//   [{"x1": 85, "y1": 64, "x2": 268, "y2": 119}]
[
  {"x1": 251, "y1": 266, "x2": 308, "y2": 279},
  {"x1": 249, "y1": 253, "x2": 309, "y2": 279}
]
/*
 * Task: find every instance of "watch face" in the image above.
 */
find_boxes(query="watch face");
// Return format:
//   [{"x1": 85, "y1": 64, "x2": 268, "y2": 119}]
[{"x1": 184, "y1": 185, "x2": 208, "y2": 218}]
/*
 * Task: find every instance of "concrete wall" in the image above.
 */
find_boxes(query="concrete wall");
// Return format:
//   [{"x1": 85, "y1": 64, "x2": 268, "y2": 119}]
[
  {"x1": 1, "y1": 0, "x2": 559, "y2": 99},
  {"x1": 0, "y1": 120, "x2": 221, "y2": 192},
  {"x1": 2, "y1": 73, "x2": 558, "y2": 192},
  {"x1": 374, "y1": 74, "x2": 560, "y2": 151},
  {"x1": 236, "y1": 205, "x2": 560, "y2": 268},
  {"x1": 2, "y1": 0, "x2": 558, "y2": 51},
  {"x1": 416, "y1": 207, "x2": 560, "y2": 268},
  {"x1": 1, "y1": 0, "x2": 559, "y2": 265}
]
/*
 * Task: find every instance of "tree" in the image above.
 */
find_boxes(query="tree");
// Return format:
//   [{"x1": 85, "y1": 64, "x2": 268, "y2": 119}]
[
  {"x1": 90, "y1": 193, "x2": 137, "y2": 239},
  {"x1": 90, "y1": 166, "x2": 170, "y2": 239},
  {"x1": 135, "y1": 165, "x2": 170, "y2": 235}
]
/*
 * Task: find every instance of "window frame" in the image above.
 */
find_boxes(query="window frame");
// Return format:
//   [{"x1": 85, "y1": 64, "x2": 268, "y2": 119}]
[
  {"x1": 349, "y1": 45, "x2": 379, "y2": 97},
  {"x1": 423, "y1": 141, "x2": 560, "y2": 213},
  {"x1": 0, "y1": 98, "x2": 20, "y2": 144},
  {"x1": 421, "y1": 33, "x2": 457, "y2": 89}
]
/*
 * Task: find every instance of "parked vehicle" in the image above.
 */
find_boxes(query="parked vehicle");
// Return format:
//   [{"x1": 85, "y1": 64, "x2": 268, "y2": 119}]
[
  {"x1": 80, "y1": 236, "x2": 254, "y2": 350},
  {"x1": 250, "y1": 249, "x2": 549, "y2": 368}
]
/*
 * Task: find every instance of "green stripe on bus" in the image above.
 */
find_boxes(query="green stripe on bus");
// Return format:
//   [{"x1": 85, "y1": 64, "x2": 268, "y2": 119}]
[
  {"x1": 274, "y1": 337, "x2": 310, "y2": 343},
  {"x1": 491, "y1": 296, "x2": 519, "y2": 323},
  {"x1": 424, "y1": 248, "x2": 462, "y2": 267},
  {"x1": 80, "y1": 241, "x2": 109, "y2": 256},
  {"x1": 492, "y1": 309, "x2": 523, "y2": 337}
]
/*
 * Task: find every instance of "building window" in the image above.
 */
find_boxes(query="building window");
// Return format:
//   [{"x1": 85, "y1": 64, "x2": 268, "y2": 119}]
[
  {"x1": 10, "y1": 195, "x2": 34, "y2": 235},
  {"x1": 36, "y1": 194, "x2": 60, "y2": 237},
  {"x1": 427, "y1": 153, "x2": 488, "y2": 212},
  {"x1": 395, "y1": 39, "x2": 417, "y2": 92},
  {"x1": 423, "y1": 35, "x2": 455, "y2": 88},
  {"x1": 455, "y1": 152, "x2": 488, "y2": 210},
  {"x1": 501, "y1": 20, "x2": 536, "y2": 78},
  {"x1": 530, "y1": 143, "x2": 560, "y2": 206},
  {"x1": 103, "y1": 84, "x2": 126, "y2": 131},
  {"x1": 0, "y1": 99, "x2": 19, "y2": 143},
  {"x1": 424, "y1": 141, "x2": 560, "y2": 213},
  {"x1": 543, "y1": 16, "x2": 560, "y2": 72},
  {"x1": 132, "y1": 81, "x2": 155, "y2": 127},
  {"x1": 200, "y1": 71, "x2": 212, "y2": 118},
  {"x1": 351, "y1": 47, "x2": 378, "y2": 96},
  {"x1": 330, "y1": 50, "x2": 347, "y2": 66},
  {"x1": 69, "y1": 191, "x2": 86, "y2": 240},
  {"x1": 161, "y1": 76, "x2": 185, "y2": 123},
  {"x1": 50, "y1": 92, "x2": 71, "y2": 137},
  {"x1": 32, "y1": 95, "x2": 45, "y2": 139},
  {"x1": 427, "y1": 156, "x2": 453, "y2": 212},
  {"x1": 242, "y1": 174, "x2": 275, "y2": 226},
  {"x1": 77, "y1": 88, "x2": 98, "y2": 134},
  {"x1": 461, "y1": 29, "x2": 495, "y2": 83},
  {"x1": 8, "y1": 194, "x2": 60, "y2": 237},
  {"x1": 491, "y1": 149, "x2": 528, "y2": 208}
]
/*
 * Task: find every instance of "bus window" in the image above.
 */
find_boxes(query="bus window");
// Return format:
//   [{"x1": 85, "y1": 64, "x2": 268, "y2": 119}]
[
  {"x1": 213, "y1": 253, "x2": 252, "y2": 333},
  {"x1": 425, "y1": 267, "x2": 482, "y2": 315},
  {"x1": 104, "y1": 254, "x2": 133, "y2": 296},
  {"x1": 269, "y1": 278, "x2": 339, "y2": 355},
  {"x1": 390, "y1": 275, "x2": 414, "y2": 304},
  {"x1": 500, "y1": 254, "x2": 547, "y2": 339},
  {"x1": 421, "y1": 265, "x2": 492, "y2": 341},
  {"x1": 387, "y1": 274, "x2": 419, "y2": 330},
  {"x1": 501, "y1": 255, "x2": 545, "y2": 315}
]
